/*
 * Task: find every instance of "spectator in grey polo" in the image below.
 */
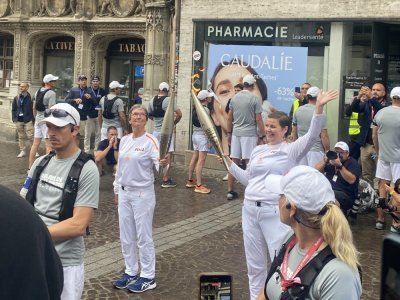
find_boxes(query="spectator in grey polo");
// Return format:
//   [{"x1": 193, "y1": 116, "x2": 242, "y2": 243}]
[
  {"x1": 373, "y1": 86, "x2": 400, "y2": 233},
  {"x1": 98, "y1": 81, "x2": 128, "y2": 140}
]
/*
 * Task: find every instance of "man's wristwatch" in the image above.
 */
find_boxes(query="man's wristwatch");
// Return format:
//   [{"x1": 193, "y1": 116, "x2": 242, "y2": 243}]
[{"x1": 337, "y1": 164, "x2": 343, "y2": 170}]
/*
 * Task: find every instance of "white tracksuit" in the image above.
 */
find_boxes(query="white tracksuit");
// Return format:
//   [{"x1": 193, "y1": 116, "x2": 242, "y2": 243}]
[
  {"x1": 113, "y1": 132, "x2": 159, "y2": 278},
  {"x1": 229, "y1": 113, "x2": 325, "y2": 300}
]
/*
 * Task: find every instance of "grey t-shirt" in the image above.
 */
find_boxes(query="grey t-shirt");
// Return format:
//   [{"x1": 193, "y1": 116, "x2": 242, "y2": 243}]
[
  {"x1": 229, "y1": 90, "x2": 262, "y2": 137},
  {"x1": 374, "y1": 106, "x2": 400, "y2": 162},
  {"x1": 100, "y1": 94, "x2": 125, "y2": 129},
  {"x1": 148, "y1": 95, "x2": 180, "y2": 132},
  {"x1": 34, "y1": 88, "x2": 57, "y2": 123},
  {"x1": 293, "y1": 104, "x2": 326, "y2": 152},
  {"x1": 266, "y1": 232, "x2": 362, "y2": 300},
  {"x1": 24, "y1": 150, "x2": 99, "y2": 266}
]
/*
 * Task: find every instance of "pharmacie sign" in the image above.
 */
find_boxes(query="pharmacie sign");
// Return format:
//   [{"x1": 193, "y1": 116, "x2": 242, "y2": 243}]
[{"x1": 202, "y1": 21, "x2": 330, "y2": 44}]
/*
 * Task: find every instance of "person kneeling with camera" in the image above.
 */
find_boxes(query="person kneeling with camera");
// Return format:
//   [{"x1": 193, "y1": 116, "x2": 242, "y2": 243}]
[{"x1": 315, "y1": 142, "x2": 361, "y2": 219}]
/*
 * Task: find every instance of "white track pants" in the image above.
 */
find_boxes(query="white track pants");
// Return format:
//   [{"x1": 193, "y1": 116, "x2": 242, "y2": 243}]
[
  {"x1": 242, "y1": 201, "x2": 291, "y2": 300},
  {"x1": 118, "y1": 186, "x2": 156, "y2": 278},
  {"x1": 61, "y1": 264, "x2": 84, "y2": 300}
]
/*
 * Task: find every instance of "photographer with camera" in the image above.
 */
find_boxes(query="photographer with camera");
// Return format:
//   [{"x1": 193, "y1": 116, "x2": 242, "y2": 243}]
[{"x1": 315, "y1": 142, "x2": 361, "y2": 220}]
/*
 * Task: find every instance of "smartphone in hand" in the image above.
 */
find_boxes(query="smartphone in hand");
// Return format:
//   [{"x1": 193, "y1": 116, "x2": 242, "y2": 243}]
[
  {"x1": 199, "y1": 273, "x2": 232, "y2": 300},
  {"x1": 295, "y1": 87, "x2": 301, "y2": 93}
]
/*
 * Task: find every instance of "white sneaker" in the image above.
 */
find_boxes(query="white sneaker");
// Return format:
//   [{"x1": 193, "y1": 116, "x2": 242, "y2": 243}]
[
  {"x1": 17, "y1": 151, "x2": 26, "y2": 158},
  {"x1": 222, "y1": 173, "x2": 229, "y2": 181},
  {"x1": 35, "y1": 152, "x2": 40, "y2": 157}
]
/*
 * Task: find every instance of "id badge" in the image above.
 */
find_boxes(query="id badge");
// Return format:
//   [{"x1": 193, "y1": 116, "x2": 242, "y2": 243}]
[
  {"x1": 78, "y1": 104, "x2": 83, "y2": 109},
  {"x1": 332, "y1": 175, "x2": 338, "y2": 182}
]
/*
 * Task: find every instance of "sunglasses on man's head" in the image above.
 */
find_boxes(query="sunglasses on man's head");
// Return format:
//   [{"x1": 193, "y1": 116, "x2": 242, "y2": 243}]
[{"x1": 44, "y1": 109, "x2": 77, "y2": 125}]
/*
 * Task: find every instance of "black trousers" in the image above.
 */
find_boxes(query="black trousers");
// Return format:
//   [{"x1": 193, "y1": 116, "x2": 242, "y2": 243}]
[{"x1": 333, "y1": 189, "x2": 354, "y2": 214}]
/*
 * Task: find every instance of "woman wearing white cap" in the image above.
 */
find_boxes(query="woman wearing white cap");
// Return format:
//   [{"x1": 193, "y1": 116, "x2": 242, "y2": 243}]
[
  {"x1": 222, "y1": 89, "x2": 338, "y2": 299},
  {"x1": 258, "y1": 165, "x2": 361, "y2": 299}
]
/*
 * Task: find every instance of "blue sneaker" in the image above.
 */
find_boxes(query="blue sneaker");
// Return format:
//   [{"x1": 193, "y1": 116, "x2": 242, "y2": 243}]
[
  {"x1": 127, "y1": 277, "x2": 156, "y2": 293},
  {"x1": 113, "y1": 273, "x2": 138, "y2": 289},
  {"x1": 161, "y1": 179, "x2": 177, "y2": 188}
]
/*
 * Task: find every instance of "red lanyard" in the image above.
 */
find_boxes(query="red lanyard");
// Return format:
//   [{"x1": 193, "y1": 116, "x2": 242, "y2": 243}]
[{"x1": 280, "y1": 236, "x2": 324, "y2": 291}]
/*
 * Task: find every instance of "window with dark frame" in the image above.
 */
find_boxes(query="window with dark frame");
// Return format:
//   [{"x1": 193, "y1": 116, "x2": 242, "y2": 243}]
[{"x1": 0, "y1": 34, "x2": 14, "y2": 88}]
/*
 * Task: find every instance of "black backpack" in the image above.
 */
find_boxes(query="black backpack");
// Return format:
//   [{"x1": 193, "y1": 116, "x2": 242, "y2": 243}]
[
  {"x1": 102, "y1": 96, "x2": 118, "y2": 119},
  {"x1": 35, "y1": 89, "x2": 51, "y2": 112},
  {"x1": 264, "y1": 234, "x2": 336, "y2": 300},
  {"x1": 151, "y1": 96, "x2": 167, "y2": 118},
  {"x1": 192, "y1": 108, "x2": 201, "y2": 127},
  {"x1": 26, "y1": 151, "x2": 94, "y2": 222}
]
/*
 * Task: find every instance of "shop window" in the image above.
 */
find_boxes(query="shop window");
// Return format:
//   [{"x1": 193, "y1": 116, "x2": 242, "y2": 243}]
[
  {"x1": 0, "y1": 34, "x2": 14, "y2": 88},
  {"x1": 346, "y1": 23, "x2": 372, "y2": 77},
  {"x1": 107, "y1": 38, "x2": 145, "y2": 112},
  {"x1": 44, "y1": 36, "x2": 75, "y2": 101}
]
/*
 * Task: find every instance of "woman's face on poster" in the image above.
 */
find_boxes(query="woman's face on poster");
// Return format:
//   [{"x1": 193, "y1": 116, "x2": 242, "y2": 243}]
[{"x1": 211, "y1": 64, "x2": 262, "y2": 131}]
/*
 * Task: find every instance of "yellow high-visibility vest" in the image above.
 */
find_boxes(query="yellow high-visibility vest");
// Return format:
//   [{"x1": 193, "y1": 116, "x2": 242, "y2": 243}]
[
  {"x1": 293, "y1": 99, "x2": 301, "y2": 114},
  {"x1": 349, "y1": 112, "x2": 360, "y2": 136}
]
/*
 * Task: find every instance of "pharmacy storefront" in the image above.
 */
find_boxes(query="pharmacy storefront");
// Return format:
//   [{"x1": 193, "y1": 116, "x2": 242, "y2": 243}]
[{"x1": 186, "y1": 20, "x2": 400, "y2": 147}]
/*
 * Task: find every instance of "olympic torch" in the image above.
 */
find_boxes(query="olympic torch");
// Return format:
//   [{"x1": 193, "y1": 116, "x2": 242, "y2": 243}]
[
  {"x1": 159, "y1": 93, "x2": 175, "y2": 175},
  {"x1": 191, "y1": 89, "x2": 229, "y2": 171}
]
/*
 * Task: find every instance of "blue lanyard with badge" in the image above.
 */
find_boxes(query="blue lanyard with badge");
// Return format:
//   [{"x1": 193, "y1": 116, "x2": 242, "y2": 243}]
[
  {"x1": 18, "y1": 95, "x2": 26, "y2": 116},
  {"x1": 78, "y1": 89, "x2": 85, "y2": 109}
]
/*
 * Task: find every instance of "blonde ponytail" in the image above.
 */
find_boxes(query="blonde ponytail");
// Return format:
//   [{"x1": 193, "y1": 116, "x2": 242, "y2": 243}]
[{"x1": 320, "y1": 203, "x2": 360, "y2": 271}]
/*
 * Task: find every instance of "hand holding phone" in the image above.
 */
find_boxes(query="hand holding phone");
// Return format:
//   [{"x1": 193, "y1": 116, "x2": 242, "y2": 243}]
[
  {"x1": 199, "y1": 273, "x2": 232, "y2": 300},
  {"x1": 295, "y1": 86, "x2": 301, "y2": 93}
]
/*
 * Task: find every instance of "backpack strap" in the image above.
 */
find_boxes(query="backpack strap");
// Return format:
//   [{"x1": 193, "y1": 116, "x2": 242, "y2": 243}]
[
  {"x1": 292, "y1": 246, "x2": 336, "y2": 298},
  {"x1": 26, "y1": 151, "x2": 56, "y2": 206},
  {"x1": 59, "y1": 151, "x2": 94, "y2": 221},
  {"x1": 264, "y1": 234, "x2": 296, "y2": 296},
  {"x1": 264, "y1": 235, "x2": 335, "y2": 300}
]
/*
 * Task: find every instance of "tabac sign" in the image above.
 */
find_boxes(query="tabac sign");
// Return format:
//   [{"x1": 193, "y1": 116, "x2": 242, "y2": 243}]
[{"x1": 202, "y1": 21, "x2": 330, "y2": 44}]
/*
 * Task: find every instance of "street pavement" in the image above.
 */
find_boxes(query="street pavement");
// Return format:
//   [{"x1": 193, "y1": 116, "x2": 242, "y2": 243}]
[{"x1": 1, "y1": 140, "x2": 389, "y2": 300}]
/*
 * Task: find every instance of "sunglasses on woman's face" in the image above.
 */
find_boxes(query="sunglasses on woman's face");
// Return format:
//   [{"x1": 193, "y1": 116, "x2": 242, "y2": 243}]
[{"x1": 44, "y1": 109, "x2": 77, "y2": 125}]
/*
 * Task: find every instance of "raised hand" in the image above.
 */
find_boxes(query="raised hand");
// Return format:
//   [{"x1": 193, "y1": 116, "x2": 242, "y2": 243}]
[
  {"x1": 316, "y1": 90, "x2": 339, "y2": 106},
  {"x1": 315, "y1": 90, "x2": 338, "y2": 114}
]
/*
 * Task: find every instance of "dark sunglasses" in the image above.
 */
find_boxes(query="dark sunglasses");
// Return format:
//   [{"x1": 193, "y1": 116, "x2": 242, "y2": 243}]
[
  {"x1": 393, "y1": 96, "x2": 400, "y2": 100},
  {"x1": 44, "y1": 109, "x2": 77, "y2": 125}
]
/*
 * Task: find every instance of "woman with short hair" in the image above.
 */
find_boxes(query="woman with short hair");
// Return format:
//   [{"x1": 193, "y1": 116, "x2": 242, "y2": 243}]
[{"x1": 112, "y1": 105, "x2": 166, "y2": 293}]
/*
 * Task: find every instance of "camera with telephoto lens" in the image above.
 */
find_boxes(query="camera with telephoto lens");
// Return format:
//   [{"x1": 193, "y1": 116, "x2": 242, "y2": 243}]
[
  {"x1": 375, "y1": 197, "x2": 398, "y2": 212},
  {"x1": 326, "y1": 150, "x2": 338, "y2": 160},
  {"x1": 375, "y1": 178, "x2": 400, "y2": 212}
]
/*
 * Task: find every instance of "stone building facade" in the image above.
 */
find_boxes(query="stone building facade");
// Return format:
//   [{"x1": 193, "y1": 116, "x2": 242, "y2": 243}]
[{"x1": 0, "y1": 0, "x2": 175, "y2": 140}]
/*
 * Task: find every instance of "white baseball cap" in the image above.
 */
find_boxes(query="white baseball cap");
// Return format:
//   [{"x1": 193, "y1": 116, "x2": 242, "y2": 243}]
[
  {"x1": 264, "y1": 165, "x2": 335, "y2": 214},
  {"x1": 159, "y1": 82, "x2": 170, "y2": 91},
  {"x1": 390, "y1": 87, "x2": 400, "y2": 98},
  {"x1": 109, "y1": 81, "x2": 124, "y2": 90},
  {"x1": 306, "y1": 86, "x2": 320, "y2": 98},
  {"x1": 334, "y1": 141, "x2": 349, "y2": 152},
  {"x1": 38, "y1": 103, "x2": 80, "y2": 127},
  {"x1": 43, "y1": 74, "x2": 59, "y2": 83},
  {"x1": 243, "y1": 74, "x2": 256, "y2": 86},
  {"x1": 197, "y1": 90, "x2": 210, "y2": 100}
]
